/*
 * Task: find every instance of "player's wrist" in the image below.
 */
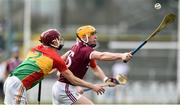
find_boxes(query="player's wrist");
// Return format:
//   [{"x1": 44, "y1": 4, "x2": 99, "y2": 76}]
[{"x1": 103, "y1": 77, "x2": 108, "y2": 83}]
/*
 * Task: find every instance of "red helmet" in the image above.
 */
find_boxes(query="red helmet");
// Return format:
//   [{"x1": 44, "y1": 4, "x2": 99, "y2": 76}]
[{"x1": 40, "y1": 29, "x2": 64, "y2": 50}]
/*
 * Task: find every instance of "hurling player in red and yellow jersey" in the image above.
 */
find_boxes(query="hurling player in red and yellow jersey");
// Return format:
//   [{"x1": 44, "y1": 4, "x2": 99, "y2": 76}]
[
  {"x1": 3, "y1": 29, "x2": 105, "y2": 105},
  {"x1": 52, "y1": 25, "x2": 132, "y2": 104}
]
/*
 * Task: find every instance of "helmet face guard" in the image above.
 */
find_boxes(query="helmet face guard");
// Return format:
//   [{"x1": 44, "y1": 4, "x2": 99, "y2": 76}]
[
  {"x1": 40, "y1": 29, "x2": 64, "y2": 50},
  {"x1": 50, "y1": 36, "x2": 64, "y2": 50},
  {"x1": 76, "y1": 34, "x2": 96, "y2": 48},
  {"x1": 76, "y1": 25, "x2": 97, "y2": 48}
]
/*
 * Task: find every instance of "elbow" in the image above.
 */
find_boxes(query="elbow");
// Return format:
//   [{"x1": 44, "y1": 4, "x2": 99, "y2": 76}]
[
  {"x1": 62, "y1": 70, "x2": 78, "y2": 85},
  {"x1": 69, "y1": 78, "x2": 78, "y2": 85},
  {"x1": 97, "y1": 52, "x2": 113, "y2": 61},
  {"x1": 66, "y1": 75, "x2": 78, "y2": 85},
  {"x1": 97, "y1": 53, "x2": 105, "y2": 60},
  {"x1": 67, "y1": 75, "x2": 79, "y2": 85}
]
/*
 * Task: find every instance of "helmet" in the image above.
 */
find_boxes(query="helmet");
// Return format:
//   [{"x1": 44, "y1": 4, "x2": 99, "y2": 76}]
[
  {"x1": 40, "y1": 29, "x2": 64, "y2": 50},
  {"x1": 76, "y1": 25, "x2": 97, "y2": 48},
  {"x1": 76, "y1": 25, "x2": 96, "y2": 39}
]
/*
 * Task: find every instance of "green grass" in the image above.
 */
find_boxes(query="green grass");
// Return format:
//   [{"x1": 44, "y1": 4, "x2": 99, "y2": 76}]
[{"x1": 0, "y1": 98, "x2": 3, "y2": 104}]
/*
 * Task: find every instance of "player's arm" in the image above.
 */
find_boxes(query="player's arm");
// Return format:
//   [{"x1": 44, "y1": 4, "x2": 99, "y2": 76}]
[
  {"x1": 48, "y1": 68, "x2": 57, "y2": 75},
  {"x1": 61, "y1": 69, "x2": 105, "y2": 95},
  {"x1": 56, "y1": 55, "x2": 104, "y2": 95},
  {"x1": 91, "y1": 65, "x2": 106, "y2": 81},
  {"x1": 89, "y1": 59, "x2": 106, "y2": 81},
  {"x1": 90, "y1": 51, "x2": 132, "y2": 61},
  {"x1": 61, "y1": 51, "x2": 70, "y2": 61},
  {"x1": 90, "y1": 59, "x2": 116, "y2": 87}
]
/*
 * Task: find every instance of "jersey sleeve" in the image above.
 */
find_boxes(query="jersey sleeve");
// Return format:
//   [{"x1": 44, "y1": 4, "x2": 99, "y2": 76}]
[
  {"x1": 90, "y1": 59, "x2": 97, "y2": 68},
  {"x1": 54, "y1": 56, "x2": 68, "y2": 72},
  {"x1": 83, "y1": 47, "x2": 94, "y2": 60},
  {"x1": 34, "y1": 45, "x2": 68, "y2": 73}
]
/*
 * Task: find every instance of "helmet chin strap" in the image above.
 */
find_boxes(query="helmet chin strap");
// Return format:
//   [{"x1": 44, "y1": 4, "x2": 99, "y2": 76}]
[
  {"x1": 50, "y1": 38, "x2": 64, "y2": 50},
  {"x1": 57, "y1": 44, "x2": 64, "y2": 50},
  {"x1": 76, "y1": 34, "x2": 96, "y2": 48},
  {"x1": 50, "y1": 43, "x2": 64, "y2": 50},
  {"x1": 89, "y1": 44, "x2": 96, "y2": 48}
]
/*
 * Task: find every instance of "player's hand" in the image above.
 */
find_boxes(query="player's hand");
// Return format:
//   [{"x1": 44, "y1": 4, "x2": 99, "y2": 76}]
[
  {"x1": 122, "y1": 52, "x2": 132, "y2": 62},
  {"x1": 76, "y1": 86, "x2": 84, "y2": 94},
  {"x1": 91, "y1": 85, "x2": 105, "y2": 95},
  {"x1": 104, "y1": 77, "x2": 118, "y2": 87}
]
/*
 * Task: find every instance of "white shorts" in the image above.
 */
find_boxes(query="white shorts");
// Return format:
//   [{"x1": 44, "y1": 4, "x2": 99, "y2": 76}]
[
  {"x1": 52, "y1": 81, "x2": 81, "y2": 105},
  {"x1": 3, "y1": 76, "x2": 27, "y2": 105}
]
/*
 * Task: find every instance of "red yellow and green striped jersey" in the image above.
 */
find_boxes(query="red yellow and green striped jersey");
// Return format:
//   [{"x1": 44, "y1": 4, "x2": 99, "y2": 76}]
[{"x1": 11, "y1": 45, "x2": 67, "y2": 90}]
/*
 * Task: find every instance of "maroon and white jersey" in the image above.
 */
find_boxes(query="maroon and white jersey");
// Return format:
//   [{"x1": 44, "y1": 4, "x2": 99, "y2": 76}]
[{"x1": 59, "y1": 42, "x2": 96, "y2": 85}]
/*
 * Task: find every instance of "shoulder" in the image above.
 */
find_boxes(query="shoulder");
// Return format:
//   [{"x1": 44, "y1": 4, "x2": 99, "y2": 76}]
[
  {"x1": 33, "y1": 44, "x2": 62, "y2": 61},
  {"x1": 82, "y1": 45, "x2": 94, "y2": 52}
]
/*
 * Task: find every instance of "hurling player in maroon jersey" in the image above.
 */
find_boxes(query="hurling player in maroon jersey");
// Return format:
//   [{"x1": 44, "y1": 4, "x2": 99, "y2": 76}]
[{"x1": 52, "y1": 25, "x2": 132, "y2": 105}]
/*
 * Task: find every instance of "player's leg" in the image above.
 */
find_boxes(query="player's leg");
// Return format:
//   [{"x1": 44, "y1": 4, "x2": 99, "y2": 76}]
[
  {"x1": 52, "y1": 82, "x2": 61, "y2": 105},
  {"x1": 73, "y1": 95, "x2": 94, "y2": 104},
  {"x1": 52, "y1": 81, "x2": 92, "y2": 105},
  {"x1": 4, "y1": 76, "x2": 27, "y2": 105}
]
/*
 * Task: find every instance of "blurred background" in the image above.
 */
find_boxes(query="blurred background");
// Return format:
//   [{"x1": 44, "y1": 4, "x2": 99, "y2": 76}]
[{"x1": 0, "y1": 0, "x2": 178, "y2": 104}]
